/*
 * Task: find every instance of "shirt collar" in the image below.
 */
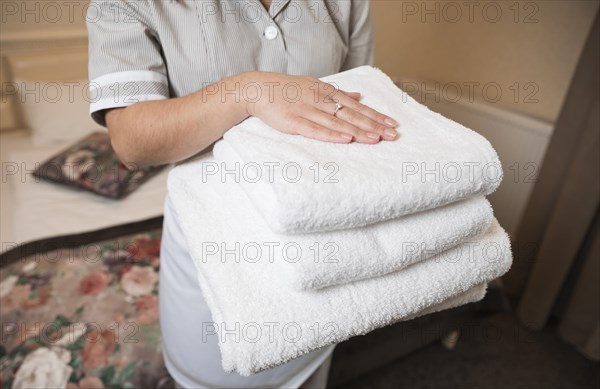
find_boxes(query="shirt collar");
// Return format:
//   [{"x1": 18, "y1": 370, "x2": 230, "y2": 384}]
[{"x1": 268, "y1": 0, "x2": 291, "y2": 19}]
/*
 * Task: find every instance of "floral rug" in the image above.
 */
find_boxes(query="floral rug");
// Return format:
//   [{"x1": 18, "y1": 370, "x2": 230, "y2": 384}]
[{"x1": 0, "y1": 228, "x2": 175, "y2": 389}]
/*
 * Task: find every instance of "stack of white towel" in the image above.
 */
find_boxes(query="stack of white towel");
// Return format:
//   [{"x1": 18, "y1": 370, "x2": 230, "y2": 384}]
[{"x1": 167, "y1": 66, "x2": 512, "y2": 376}]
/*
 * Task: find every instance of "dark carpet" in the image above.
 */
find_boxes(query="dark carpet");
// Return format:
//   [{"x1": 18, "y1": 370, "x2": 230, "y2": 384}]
[{"x1": 337, "y1": 312, "x2": 599, "y2": 389}]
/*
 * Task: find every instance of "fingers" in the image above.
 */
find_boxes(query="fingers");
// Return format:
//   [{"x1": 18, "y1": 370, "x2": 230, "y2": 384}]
[
  {"x1": 335, "y1": 106, "x2": 398, "y2": 141},
  {"x1": 307, "y1": 109, "x2": 381, "y2": 144},
  {"x1": 341, "y1": 95, "x2": 399, "y2": 131},
  {"x1": 315, "y1": 94, "x2": 398, "y2": 142},
  {"x1": 256, "y1": 77, "x2": 399, "y2": 145},
  {"x1": 318, "y1": 86, "x2": 399, "y2": 141},
  {"x1": 290, "y1": 116, "x2": 353, "y2": 144},
  {"x1": 339, "y1": 90, "x2": 361, "y2": 101}
]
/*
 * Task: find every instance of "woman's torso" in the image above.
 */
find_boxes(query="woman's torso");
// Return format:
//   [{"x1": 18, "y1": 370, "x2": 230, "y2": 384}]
[{"x1": 129, "y1": 0, "x2": 354, "y2": 97}]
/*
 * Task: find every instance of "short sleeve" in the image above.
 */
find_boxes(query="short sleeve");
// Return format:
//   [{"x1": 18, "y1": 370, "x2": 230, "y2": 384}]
[
  {"x1": 86, "y1": 0, "x2": 169, "y2": 126},
  {"x1": 341, "y1": 0, "x2": 375, "y2": 70}
]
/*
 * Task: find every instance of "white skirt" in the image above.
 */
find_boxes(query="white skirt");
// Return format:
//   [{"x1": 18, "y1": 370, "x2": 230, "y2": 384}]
[{"x1": 159, "y1": 193, "x2": 334, "y2": 388}]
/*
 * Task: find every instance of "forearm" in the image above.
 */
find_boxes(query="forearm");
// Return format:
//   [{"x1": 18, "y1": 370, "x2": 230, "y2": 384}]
[
  {"x1": 106, "y1": 71, "x2": 398, "y2": 168},
  {"x1": 106, "y1": 72, "x2": 252, "y2": 167}
]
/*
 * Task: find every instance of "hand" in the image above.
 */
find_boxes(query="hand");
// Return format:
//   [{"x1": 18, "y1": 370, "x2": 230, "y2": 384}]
[{"x1": 241, "y1": 72, "x2": 399, "y2": 144}]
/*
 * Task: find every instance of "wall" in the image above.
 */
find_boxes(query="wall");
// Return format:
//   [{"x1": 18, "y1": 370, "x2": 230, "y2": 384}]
[
  {"x1": 0, "y1": 0, "x2": 89, "y2": 34},
  {"x1": 371, "y1": 0, "x2": 599, "y2": 122},
  {"x1": 0, "y1": 0, "x2": 90, "y2": 131},
  {"x1": 370, "y1": 0, "x2": 598, "y2": 235}
]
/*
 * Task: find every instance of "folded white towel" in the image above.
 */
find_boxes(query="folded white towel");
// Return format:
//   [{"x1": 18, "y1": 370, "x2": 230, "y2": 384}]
[
  {"x1": 181, "y1": 146, "x2": 494, "y2": 290},
  {"x1": 167, "y1": 155, "x2": 512, "y2": 376},
  {"x1": 214, "y1": 66, "x2": 502, "y2": 233}
]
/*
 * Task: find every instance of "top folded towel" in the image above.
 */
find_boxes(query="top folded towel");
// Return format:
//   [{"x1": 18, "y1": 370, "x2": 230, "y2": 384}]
[{"x1": 214, "y1": 66, "x2": 502, "y2": 233}]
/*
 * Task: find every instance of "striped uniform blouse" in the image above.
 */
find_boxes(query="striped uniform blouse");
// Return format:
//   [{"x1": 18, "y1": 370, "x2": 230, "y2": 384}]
[{"x1": 87, "y1": 0, "x2": 374, "y2": 126}]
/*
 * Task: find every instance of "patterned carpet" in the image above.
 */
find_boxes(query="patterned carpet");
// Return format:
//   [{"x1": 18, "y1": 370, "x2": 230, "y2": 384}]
[
  {"x1": 0, "y1": 228, "x2": 175, "y2": 388},
  {"x1": 4, "y1": 226, "x2": 592, "y2": 389}
]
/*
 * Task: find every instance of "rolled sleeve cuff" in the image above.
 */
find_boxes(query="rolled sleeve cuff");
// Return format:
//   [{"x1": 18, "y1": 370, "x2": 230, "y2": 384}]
[{"x1": 89, "y1": 70, "x2": 169, "y2": 126}]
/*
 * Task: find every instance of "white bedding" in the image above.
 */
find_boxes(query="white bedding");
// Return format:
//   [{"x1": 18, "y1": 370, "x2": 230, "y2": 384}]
[{"x1": 0, "y1": 131, "x2": 170, "y2": 252}]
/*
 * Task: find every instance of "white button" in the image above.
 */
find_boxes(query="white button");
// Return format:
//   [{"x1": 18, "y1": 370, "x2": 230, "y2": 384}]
[{"x1": 264, "y1": 26, "x2": 278, "y2": 40}]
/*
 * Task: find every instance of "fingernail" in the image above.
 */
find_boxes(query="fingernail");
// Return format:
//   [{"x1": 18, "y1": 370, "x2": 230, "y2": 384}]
[
  {"x1": 340, "y1": 133, "x2": 353, "y2": 141},
  {"x1": 367, "y1": 132, "x2": 380, "y2": 140},
  {"x1": 384, "y1": 118, "x2": 398, "y2": 127},
  {"x1": 384, "y1": 129, "x2": 397, "y2": 139}
]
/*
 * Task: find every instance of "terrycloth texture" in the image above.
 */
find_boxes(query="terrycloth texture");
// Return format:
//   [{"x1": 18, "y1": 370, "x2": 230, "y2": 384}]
[
  {"x1": 167, "y1": 155, "x2": 513, "y2": 376},
  {"x1": 178, "y1": 146, "x2": 494, "y2": 290},
  {"x1": 214, "y1": 66, "x2": 502, "y2": 233}
]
